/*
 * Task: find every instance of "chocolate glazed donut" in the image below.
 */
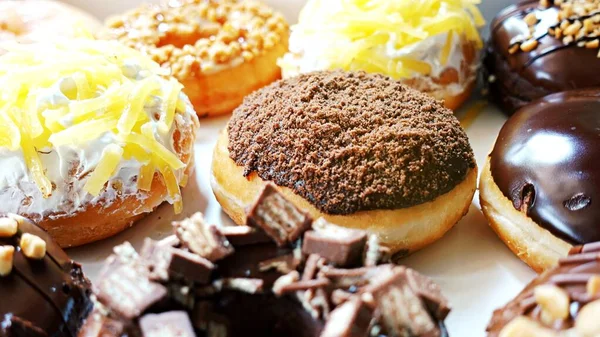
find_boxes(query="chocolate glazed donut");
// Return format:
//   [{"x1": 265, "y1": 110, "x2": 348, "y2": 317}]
[{"x1": 484, "y1": 0, "x2": 600, "y2": 114}]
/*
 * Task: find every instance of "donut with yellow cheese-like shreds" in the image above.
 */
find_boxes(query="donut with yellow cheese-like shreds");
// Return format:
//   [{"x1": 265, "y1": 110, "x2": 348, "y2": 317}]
[
  {"x1": 279, "y1": 0, "x2": 485, "y2": 111},
  {"x1": 0, "y1": 39, "x2": 199, "y2": 248}
]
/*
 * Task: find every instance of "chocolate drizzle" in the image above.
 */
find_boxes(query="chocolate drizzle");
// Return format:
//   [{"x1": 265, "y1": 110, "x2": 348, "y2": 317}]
[
  {"x1": 0, "y1": 215, "x2": 92, "y2": 337},
  {"x1": 484, "y1": 0, "x2": 600, "y2": 114},
  {"x1": 490, "y1": 89, "x2": 600, "y2": 244}
]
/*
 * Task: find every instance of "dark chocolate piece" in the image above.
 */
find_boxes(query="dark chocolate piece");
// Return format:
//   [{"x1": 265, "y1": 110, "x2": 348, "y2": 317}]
[
  {"x1": 219, "y1": 226, "x2": 272, "y2": 246},
  {"x1": 139, "y1": 311, "x2": 196, "y2": 337},
  {"x1": 0, "y1": 215, "x2": 92, "y2": 337},
  {"x1": 96, "y1": 264, "x2": 168, "y2": 319},
  {"x1": 487, "y1": 240, "x2": 600, "y2": 336},
  {"x1": 489, "y1": 90, "x2": 600, "y2": 244},
  {"x1": 302, "y1": 218, "x2": 367, "y2": 267},
  {"x1": 321, "y1": 298, "x2": 374, "y2": 337},
  {"x1": 246, "y1": 184, "x2": 312, "y2": 247},
  {"x1": 173, "y1": 213, "x2": 234, "y2": 262},
  {"x1": 484, "y1": 0, "x2": 600, "y2": 114},
  {"x1": 228, "y1": 71, "x2": 475, "y2": 215}
]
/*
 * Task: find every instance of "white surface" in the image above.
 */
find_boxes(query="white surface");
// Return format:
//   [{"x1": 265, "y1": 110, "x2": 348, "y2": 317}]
[{"x1": 61, "y1": 0, "x2": 537, "y2": 336}]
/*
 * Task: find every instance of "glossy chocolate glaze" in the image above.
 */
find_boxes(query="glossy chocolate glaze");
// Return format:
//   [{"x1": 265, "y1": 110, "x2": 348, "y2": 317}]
[
  {"x1": 490, "y1": 90, "x2": 600, "y2": 244},
  {"x1": 484, "y1": 0, "x2": 600, "y2": 114},
  {"x1": 487, "y1": 243, "x2": 600, "y2": 335},
  {"x1": 0, "y1": 215, "x2": 92, "y2": 337}
]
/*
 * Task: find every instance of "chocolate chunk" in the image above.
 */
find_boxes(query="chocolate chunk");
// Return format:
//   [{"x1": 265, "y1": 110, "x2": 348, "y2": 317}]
[
  {"x1": 96, "y1": 264, "x2": 168, "y2": 319},
  {"x1": 365, "y1": 267, "x2": 441, "y2": 337},
  {"x1": 246, "y1": 184, "x2": 312, "y2": 247},
  {"x1": 169, "y1": 249, "x2": 215, "y2": 284},
  {"x1": 219, "y1": 226, "x2": 272, "y2": 246},
  {"x1": 141, "y1": 239, "x2": 215, "y2": 284},
  {"x1": 139, "y1": 311, "x2": 196, "y2": 337},
  {"x1": 364, "y1": 235, "x2": 391, "y2": 267},
  {"x1": 302, "y1": 218, "x2": 367, "y2": 267},
  {"x1": 404, "y1": 268, "x2": 451, "y2": 320},
  {"x1": 173, "y1": 213, "x2": 234, "y2": 262},
  {"x1": 1, "y1": 315, "x2": 48, "y2": 337},
  {"x1": 321, "y1": 297, "x2": 374, "y2": 337}
]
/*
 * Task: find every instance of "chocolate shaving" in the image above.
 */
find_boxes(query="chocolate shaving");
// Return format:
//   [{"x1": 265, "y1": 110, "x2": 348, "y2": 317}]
[
  {"x1": 275, "y1": 278, "x2": 331, "y2": 295},
  {"x1": 321, "y1": 297, "x2": 374, "y2": 337},
  {"x1": 214, "y1": 278, "x2": 264, "y2": 294},
  {"x1": 549, "y1": 273, "x2": 595, "y2": 285},
  {"x1": 258, "y1": 254, "x2": 298, "y2": 274},
  {"x1": 1, "y1": 315, "x2": 48, "y2": 337},
  {"x1": 173, "y1": 213, "x2": 234, "y2": 262},
  {"x1": 582, "y1": 241, "x2": 600, "y2": 253},
  {"x1": 246, "y1": 184, "x2": 312, "y2": 247},
  {"x1": 302, "y1": 218, "x2": 367, "y2": 267},
  {"x1": 558, "y1": 252, "x2": 600, "y2": 265},
  {"x1": 139, "y1": 311, "x2": 196, "y2": 337},
  {"x1": 320, "y1": 267, "x2": 371, "y2": 288}
]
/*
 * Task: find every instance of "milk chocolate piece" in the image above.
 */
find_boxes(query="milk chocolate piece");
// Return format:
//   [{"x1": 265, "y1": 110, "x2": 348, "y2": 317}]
[
  {"x1": 139, "y1": 311, "x2": 196, "y2": 337},
  {"x1": 173, "y1": 213, "x2": 234, "y2": 262},
  {"x1": 246, "y1": 184, "x2": 312, "y2": 247},
  {"x1": 489, "y1": 90, "x2": 600, "y2": 244},
  {"x1": 141, "y1": 238, "x2": 174, "y2": 281},
  {"x1": 96, "y1": 265, "x2": 168, "y2": 319},
  {"x1": 169, "y1": 249, "x2": 215, "y2": 284},
  {"x1": 405, "y1": 268, "x2": 451, "y2": 320},
  {"x1": 219, "y1": 226, "x2": 272, "y2": 247},
  {"x1": 366, "y1": 267, "x2": 441, "y2": 337},
  {"x1": 302, "y1": 218, "x2": 367, "y2": 267},
  {"x1": 321, "y1": 298, "x2": 374, "y2": 337}
]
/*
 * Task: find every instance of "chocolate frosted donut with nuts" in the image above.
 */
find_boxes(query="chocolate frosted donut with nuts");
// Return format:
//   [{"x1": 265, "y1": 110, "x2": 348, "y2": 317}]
[
  {"x1": 0, "y1": 214, "x2": 92, "y2": 336},
  {"x1": 211, "y1": 70, "x2": 477, "y2": 255},
  {"x1": 99, "y1": 0, "x2": 289, "y2": 118},
  {"x1": 78, "y1": 184, "x2": 451, "y2": 337},
  {"x1": 484, "y1": 0, "x2": 600, "y2": 114},
  {"x1": 487, "y1": 241, "x2": 600, "y2": 337}
]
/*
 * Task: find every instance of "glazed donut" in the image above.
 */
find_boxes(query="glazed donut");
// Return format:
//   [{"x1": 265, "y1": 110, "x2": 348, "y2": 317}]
[
  {"x1": 0, "y1": 0, "x2": 101, "y2": 43},
  {"x1": 99, "y1": 0, "x2": 289, "y2": 118},
  {"x1": 479, "y1": 90, "x2": 600, "y2": 272},
  {"x1": 487, "y1": 241, "x2": 600, "y2": 337},
  {"x1": 80, "y1": 190, "x2": 450, "y2": 337},
  {"x1": 0, "y1": 213, "x2": 92, "y2": 336},
  {"x1": 278, "y1": 0, "x2": 485, "y2": 111},
  {"x1": 211, "y1": 71, "x2": 477, "y2": 255},
  {"x1": 484, "y1": 0, "x2": 600, "y2": 115},
  {"x1": 0, "y1": 39, "x2": 199, "y2": 248}
]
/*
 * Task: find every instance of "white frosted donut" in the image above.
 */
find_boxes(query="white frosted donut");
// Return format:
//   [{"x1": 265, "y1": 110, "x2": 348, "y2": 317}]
[
  {"x1": 0, "y1": 0, "x2": 101, "y2": 43},
  {"x1": 0, "y1": 39, "x2": 199, "y2": 247}
]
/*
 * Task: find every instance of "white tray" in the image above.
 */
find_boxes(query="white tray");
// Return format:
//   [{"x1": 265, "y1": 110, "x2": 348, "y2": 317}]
[{"x1": 62, "y1": 1, "x2": 537, "y2": 336}]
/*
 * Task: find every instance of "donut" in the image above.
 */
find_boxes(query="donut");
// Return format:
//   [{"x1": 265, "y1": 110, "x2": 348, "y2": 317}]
[
  {"x1": 0, "y1": 0, "x2": 101, "y2": 43},
  {"x1": 0, "y1": 39, "x2": 199, "y2": 248},
  {"x1": 79, "y1": 186, "x2": 451, "y2": 337},
  {"x1": 0, "y1": 214, "x2": 92, "y2": 336},
  {"x1": 278, "y1": 0, "x2": 485, "y2": 111},
  {"x1": 487, "y1": 241, "x2": 600, "y2": 337},
  {"x1": 211, "y1": 71, "x2": 477, "y2": 255},
  {"x1": 484, "y1": 0, "x2": 600, "y2": 115},
  {"x1": 479, "y1": 89, "x2": 600, "y2": 272},
  {"x1": 99, "y1": 0, "x2": 289, "y2": 118}
]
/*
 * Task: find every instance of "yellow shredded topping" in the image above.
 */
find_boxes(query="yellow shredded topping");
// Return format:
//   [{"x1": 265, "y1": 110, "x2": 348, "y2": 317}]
[
  {"x1": 288, "y1": 0, "x2": 485, "y2": 79},
  {"x1": 0, "y1": 39, "x2": 189, "y2": 212}
]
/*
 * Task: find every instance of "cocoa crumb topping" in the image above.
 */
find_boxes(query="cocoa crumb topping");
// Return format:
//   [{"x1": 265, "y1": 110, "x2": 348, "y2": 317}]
[{"x1": 227, "y1": 71, "x2": 475, "y2": 215}]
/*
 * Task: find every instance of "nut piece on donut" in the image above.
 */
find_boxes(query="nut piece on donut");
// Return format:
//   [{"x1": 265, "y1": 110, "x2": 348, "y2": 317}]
[
  {"x1": 279, "y1": 0, "x2": 485, "y2": 111},
  {"x1": 211, "y1": 70, "x2": 477, "y2": 255},
  {"x1": 99, "y1": 0, "x2": 289, "y2": 118},
  {"x1": 486, "y1": 241, "x2": 600, "y2": 337},
  {"x1": 0, "y1": 0, "x2": 101, "y2": 43},
  {"x1": 480, "y1": 89, "x2": 600, "y2": 272},
  {"x1": 0, "y1": 39, "x2": 199, "y2": 248}
]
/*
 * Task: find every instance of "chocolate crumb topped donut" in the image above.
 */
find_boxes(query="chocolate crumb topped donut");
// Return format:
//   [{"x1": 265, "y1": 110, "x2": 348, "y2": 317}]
[
  {"x1": 487, "y1": 241, "x2": 600, "y2": 337},
  {"x1": 79, "y1": 185, "x2": 451, "y2": 337},
  {"x1": 0, "y1": 214, "x2": 92, "y2": 336},
  {"x1": 480, "y1": 89, "x2": 600, "y2": 272},
  {"x1": 484, "y1": 0, "x2": 600, "y2": 114},
  {"x1": 211, "y1": 70, "x2": 477, "y2": 254}
]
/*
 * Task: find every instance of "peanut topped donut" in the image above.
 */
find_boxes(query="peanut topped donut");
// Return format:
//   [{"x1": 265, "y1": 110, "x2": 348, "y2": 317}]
[
  {"x1": 212, "y1": 71, "x2": 477, "y2": 254},
  {"x1": 0, "y1": 39, "x2": 199, "y2": 248},
  {"x1": 100, "y1": 0, "x2": 289, "y2": 118}
]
